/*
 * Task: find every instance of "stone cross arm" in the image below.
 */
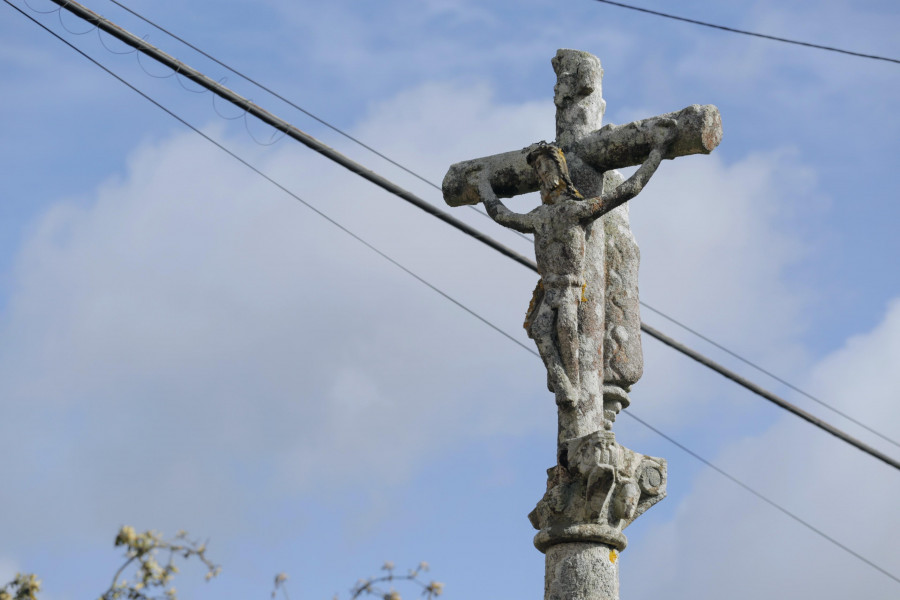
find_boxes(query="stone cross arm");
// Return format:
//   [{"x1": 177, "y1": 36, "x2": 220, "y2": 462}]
[{"x1": 442, "y1": 103, "x2": 722, "y2": 206}]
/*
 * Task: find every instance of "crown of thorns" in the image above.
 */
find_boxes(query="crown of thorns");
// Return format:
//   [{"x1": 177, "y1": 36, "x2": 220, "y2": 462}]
[
  {"x1": 525, "y1": 141, "x2": 567, "y2": 167},
  {"x1": 525, "y1": 142, "x2": 582, "y2": 197}
]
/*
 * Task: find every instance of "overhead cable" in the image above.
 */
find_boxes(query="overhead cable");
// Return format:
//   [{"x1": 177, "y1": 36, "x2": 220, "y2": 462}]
[
  {"x1": 110, "y1": 0, "x2": 510, "y2": 233},
  {"x1": 640, "y1": 302, "x2": 900, "y2": 449},
  {"x1": 42, "y1": 0, "x2": 537, "y2": 273},
  {"x1": 103, "y1": 0, "x2": 900, "y2": 451},
  {"x1": 36, "y1": 0, "x2": 900, "y2": 473},
  {"x1": 642, "y1": 323, "x2": 900, "y2": 471},
  {"x1": 624, "y1": 410, "x2": 900, "y2": 585},
  {"x1": 106, "y1": 0, "x2": 443, "y2": 194},
  {"x1": 592, "y1": 0, "x2": 900, "y2": 65},
  {"x1": 8, "y1": 2, "x2": 900, "y2": 585}
]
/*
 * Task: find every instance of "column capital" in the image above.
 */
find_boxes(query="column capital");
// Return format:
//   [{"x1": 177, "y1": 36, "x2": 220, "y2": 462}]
[{"x1": 529, "y1": 431, "x2": 667, "y2": 552}]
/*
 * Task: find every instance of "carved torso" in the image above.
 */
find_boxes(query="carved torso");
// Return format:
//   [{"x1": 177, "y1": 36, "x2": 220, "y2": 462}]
[{"x1": 530, "y1": 198, "x2": 589, "y2": 286}]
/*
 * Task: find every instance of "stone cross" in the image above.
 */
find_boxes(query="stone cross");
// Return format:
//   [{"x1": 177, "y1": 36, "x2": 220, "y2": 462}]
[{"x1": 442, "y1": 49, "x2": 722, "y2": 600}]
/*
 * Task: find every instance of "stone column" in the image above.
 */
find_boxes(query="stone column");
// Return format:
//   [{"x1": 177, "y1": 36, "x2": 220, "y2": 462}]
[
  {"x1": 531, "y1": 50, "x2": 668, "y2": 600},
  {"x1": 545, "y1": 543, "x2": 619, "y2": 600}
]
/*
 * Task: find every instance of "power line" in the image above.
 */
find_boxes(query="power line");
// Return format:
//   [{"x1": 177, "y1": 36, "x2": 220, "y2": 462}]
[
  {"x1": 107, "y1": 0, "x2": 510, "y2": 234},
  {"x1": 640, "y1": 302, "x2": 900, "y2": 449},
  {"x1": 641, "y1": 323, "x2": 900, "y2": 471},
  {"x1": 106, "y1": 0, "x2": 443, "y2": 193},
  {"x1": 104, "y1": 0, "x2": 900, "y2": 446},
  {"x1": 43, "y1": 0, "x2": 536, "y2": 271},
  {"x1": 624, "y1": 410, "x2": 900, "y2": 585},
  {"x1": 592, "y1": 0, "x2": 900, "y2": 65},
  {"x1": 103, "y1": 0, "x2": 900, "y2": 451},
  {"x1": 8, "y1": 2, "x2": 900, "y2": 586},
  {"x1": 31, "y1": 0, "x2": 900, "y2": 473},
  {"x1": 4, "y1": 2, "x2": 536, "y2": 394}
]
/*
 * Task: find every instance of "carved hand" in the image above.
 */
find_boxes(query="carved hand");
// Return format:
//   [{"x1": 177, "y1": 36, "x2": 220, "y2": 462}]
[
  {"x1": 476, "y1": 170, "x2": 497, "y2": 205},
  {"x1": 477, "y1": 170, "x2": 535, "y2": 233},
  {"x1": 650, "y1": 117, "x2": 678, "y2": 153}
]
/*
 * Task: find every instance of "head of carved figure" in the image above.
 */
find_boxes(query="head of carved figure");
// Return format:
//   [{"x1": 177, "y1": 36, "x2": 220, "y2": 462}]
[
  {"x1": 526, "y1": 143, "x2": 582, "y2": 203},
  {"x1": 551, "y1": 49, "x2": 606, "y2": 120},
  {"x1": 613, "y1": 480, "x2": 640, "y2": 520}
]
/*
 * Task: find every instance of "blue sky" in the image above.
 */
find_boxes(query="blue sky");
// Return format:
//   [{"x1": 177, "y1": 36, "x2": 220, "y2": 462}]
[{"x1": 1, "y1": 1, "x2": 899, "y2": 598}]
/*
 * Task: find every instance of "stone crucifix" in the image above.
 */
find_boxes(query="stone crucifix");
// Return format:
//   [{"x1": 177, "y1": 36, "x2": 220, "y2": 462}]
[{"x1": 442, "y1": 50, "x2": 721, "y2": 599}]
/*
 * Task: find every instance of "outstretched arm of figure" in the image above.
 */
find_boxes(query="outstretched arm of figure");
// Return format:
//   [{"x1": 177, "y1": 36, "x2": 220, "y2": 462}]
[
  {"x1": 575, "y1": 118, "x2": 678, "y2": 220},
  {"x1": 478, "y1": 174, "x2": 536, "y2": 233}
]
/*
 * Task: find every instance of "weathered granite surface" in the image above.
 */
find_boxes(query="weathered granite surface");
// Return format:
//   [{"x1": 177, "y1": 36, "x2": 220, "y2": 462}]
[
  {"x1": 442, "y1": 49, "x2": 721, "y2": 600},
  {"x1": 545, "y1": 543, "x2": 618, "y2": 600},
  {"x1": 529, "y1": 430, "x2": 667, "y2": 552}
]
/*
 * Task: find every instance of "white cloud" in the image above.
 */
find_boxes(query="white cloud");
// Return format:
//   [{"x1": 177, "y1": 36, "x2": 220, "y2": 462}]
[
  {"x1": 624, "y1": 298, "x2": 900, "y2": 599},
  {"x1": 0, "y1": 84, "x2": 554, "y2": 547},
  {"x1": 621, "y1": 147, "x2": 817, "y2": 430},
  {"x1": 808, "y1": 297, "x2": 900, "y2": 431},
  {"x1": 0, "y1": 76, "x2": 854, "y2": 596}
]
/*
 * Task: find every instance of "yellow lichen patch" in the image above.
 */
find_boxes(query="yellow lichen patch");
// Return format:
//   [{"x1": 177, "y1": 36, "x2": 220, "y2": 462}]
[
  {"x1": 523, "y1": 280, "x2": 545, "y2": 331},
  {"x1": 609, "y1": 549, "x2": 618, "y2": 564},
  {"x1": 581, "y1": 283, "x2": 588, "y2": 303}
]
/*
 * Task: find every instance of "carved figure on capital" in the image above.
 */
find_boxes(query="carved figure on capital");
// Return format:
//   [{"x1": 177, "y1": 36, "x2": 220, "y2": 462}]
[{"x1": 528, "y1": 431, "x2": 667, "y2": 552}]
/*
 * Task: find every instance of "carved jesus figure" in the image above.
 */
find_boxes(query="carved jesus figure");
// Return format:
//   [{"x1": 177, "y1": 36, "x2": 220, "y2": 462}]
[{"x1": 478, "y1": 125, "x2": 675, "y2": 407}]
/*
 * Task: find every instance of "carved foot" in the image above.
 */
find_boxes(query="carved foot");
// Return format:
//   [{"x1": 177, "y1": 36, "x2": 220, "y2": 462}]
[
  {"x1": 555, "y1": 386, "x2": 579, "y2": 408},
  {"x1": 602, "y1": 385, "x2": 631, "y2": 429}
]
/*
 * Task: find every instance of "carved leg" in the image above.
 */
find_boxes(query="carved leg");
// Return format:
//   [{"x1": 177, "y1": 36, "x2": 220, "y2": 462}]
[
  {"x1": 532, "y1": 300, "x2": 579, "y2": 406},
  {"x1": 556, "y1": 293, "x2": 580, "y2": 392},
  {"x1": 584, "y1": 465, "x2": 616, "y2": 522}
]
